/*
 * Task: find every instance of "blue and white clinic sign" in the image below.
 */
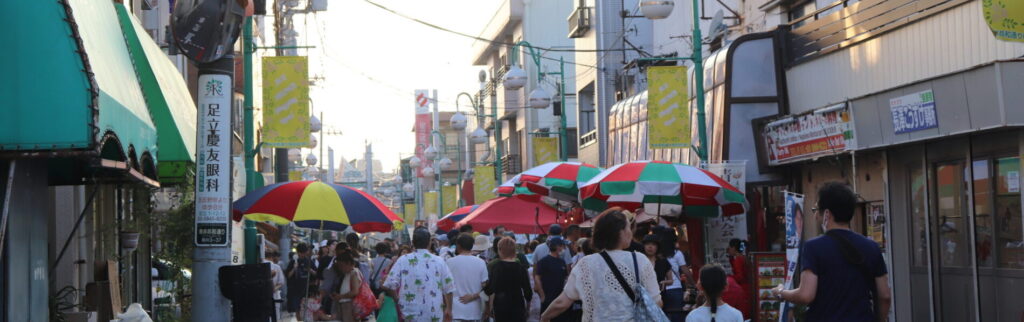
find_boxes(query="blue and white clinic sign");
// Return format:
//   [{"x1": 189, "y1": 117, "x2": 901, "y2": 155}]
[{"x1": 890, "y1": 90, "x2": 938, "y2": 134}]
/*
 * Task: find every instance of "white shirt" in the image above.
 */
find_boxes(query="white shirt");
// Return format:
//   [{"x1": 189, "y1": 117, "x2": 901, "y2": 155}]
[
  {"x1": 685, "y1": 303, "x2": 744, "y2": 322},
  {"x1": 446, "y1": 254, "x2": 489, "y2": 320},
  {"x1": 666, "y1": 250, "x2": 688, "y2": 290},
  {"x1": 264, "y1": 260, "x2": 285, "y2": 299},
  {"x1": 562, "y1": 250, "x2": 662, "y2": 322}
]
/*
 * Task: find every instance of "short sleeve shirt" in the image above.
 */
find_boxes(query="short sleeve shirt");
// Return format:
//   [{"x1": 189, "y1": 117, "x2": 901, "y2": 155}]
[
  {"x1": 535, "y1": 255, "x2": 568, "y2": 301},
  {"x1": 446, "y1": 255, "x2": 489, "y2": 320},
  {"x1": 800, "y1": 229, "x2": 887, "y2": 322},
  {"x1": 666, "y1": 250, "x2": 687, "y2": 290},
  {"x1": 562, "y1": 250, "x2": 662, "y2": 321},
  {"x1": 382, "y1": 249, "x2": 455, "y2": 321}
]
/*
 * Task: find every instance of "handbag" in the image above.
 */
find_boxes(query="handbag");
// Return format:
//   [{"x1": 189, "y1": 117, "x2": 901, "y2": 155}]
[
  {"x1": 352, "y1": 273, "x2": 381, "y2": 319},
  {"x1": 599, "y1": 251, "x2": 670, "y2": 322}
]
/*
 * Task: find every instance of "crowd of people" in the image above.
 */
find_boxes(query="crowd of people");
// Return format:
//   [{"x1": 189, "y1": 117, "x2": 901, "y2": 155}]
[{"x1": 269, "y1": 182, "x2": 890, "y2": 322}]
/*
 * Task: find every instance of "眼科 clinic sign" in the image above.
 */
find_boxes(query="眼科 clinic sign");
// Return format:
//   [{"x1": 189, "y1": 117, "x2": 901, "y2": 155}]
[{"x1": 890, "y1": 90, "x2": 937, "y2": 134}]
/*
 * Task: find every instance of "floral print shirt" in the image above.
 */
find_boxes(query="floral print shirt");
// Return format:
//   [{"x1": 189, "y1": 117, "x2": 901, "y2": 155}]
[{"x1": 383, "y1": 249, "x2": 455, "y2": 321}]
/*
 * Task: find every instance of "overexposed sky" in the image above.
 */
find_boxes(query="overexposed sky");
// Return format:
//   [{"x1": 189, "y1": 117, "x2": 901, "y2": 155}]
[{"x1": 297, "y1": 0, "x2": 502, "y2": 171}]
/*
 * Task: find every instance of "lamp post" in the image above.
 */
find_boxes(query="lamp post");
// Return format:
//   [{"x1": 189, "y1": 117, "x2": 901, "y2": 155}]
[
  {"x1": 505, "y1": 41, "x2": 569, "y2": 162},
  {"x1": 633, "y1": 0, "x2": 709, "y2": 160}
]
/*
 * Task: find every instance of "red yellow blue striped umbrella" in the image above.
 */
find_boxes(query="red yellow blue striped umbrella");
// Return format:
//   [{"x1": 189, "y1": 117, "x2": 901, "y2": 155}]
[
  {"x1": 579, "y1": 161, "x2": 747, "y2": 218},
  {"x1": 232, "y1": 181, "x2": 402, "y2": 232},
  {"x1": 436, "y1": 205, "x2": 480, "y2": 231}
]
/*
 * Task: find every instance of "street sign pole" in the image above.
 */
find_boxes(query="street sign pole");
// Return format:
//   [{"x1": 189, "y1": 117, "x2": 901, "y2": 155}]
[{"x1": 193, "y1": 56, "x2": 234, "y2": 321}]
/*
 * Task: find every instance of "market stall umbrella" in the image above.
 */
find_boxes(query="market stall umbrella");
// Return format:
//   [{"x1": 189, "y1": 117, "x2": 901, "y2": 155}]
[
  {"x1": 454, "y1": 196, "x2": 567, "y2": 234},
  {"x1": 510, "y1": 162, "x2": 603, "y2": 202},
  {"x1": 495, "y1": 174, "x2": 528, "y2": 197},
  {"x1": 579, "y1": 161, "x2": 747, "y2": 217},
  {"x1": 436, "y1": 205, "x2": 480, "y2": 231},
  {"x1": 232, "y1": 181, "x2": 403, "y2": 232}
]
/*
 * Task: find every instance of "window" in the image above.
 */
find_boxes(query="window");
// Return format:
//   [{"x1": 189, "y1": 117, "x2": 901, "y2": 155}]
[{"x1": 974, "y1": 156, "x2": 1024, "y2": 269}]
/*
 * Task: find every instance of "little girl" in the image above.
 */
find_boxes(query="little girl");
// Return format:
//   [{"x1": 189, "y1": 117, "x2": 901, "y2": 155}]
[
  {"x1": 302, "y1": 288, "x2": 332, "y2": 321},
  {"x1": 685, "y1": 264, "x2": 744, "y2": 322}
]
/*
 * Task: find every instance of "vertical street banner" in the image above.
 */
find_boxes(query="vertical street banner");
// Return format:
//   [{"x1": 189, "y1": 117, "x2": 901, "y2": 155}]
[
  {"x1": 984, "y1": 0, "x2": 1024, "y2": 42},
  {"x1": 532, "y1": 137, "x2": 559, "y2": 166},
  {"x1": 647, "y1": 66, "x2": 691, "y2": 149},
  {"x1": 781, "y1": 191, "x2": 805, "y2": 322},
  {"x1": 262, "y1": 56, "x2": 310, "y2": 147},
  {"x1": 403, "y1": 203, "x2": 417, "y2": 227},
  {"x1": 443, "y1": 185, "x2": 458, "y2": 214},
  {"x1": 703, "y1": 161, "x2": 747, "y2": 269},
  {"x1": 195, "y1": 74, "x2": 233, "y2": 246},
  {"x1": 474, "y1": 166, "x2": 497, "y2": 203},
  {"x1": 423, "y1": 191, "x2": 438, "y2": 218},
  {"x1": 415, "y1": 90, "x2": 434, "y2": 177}
]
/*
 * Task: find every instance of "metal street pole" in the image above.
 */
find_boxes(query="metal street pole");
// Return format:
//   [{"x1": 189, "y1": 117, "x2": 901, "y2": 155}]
[
  {"x1": 509, "y1": 41, "x2": 569, "y2": 162},
  {"x1": 192, "y1": 56, "x2": 234, "y2": 321},
  {"x1": 691, "y1": 0, "x2": 709, "y2": 160},
  {"x1": 242, "y1": 15, "x2": 259, "y2": 266},
  {"x1": 431, "y1": 90, "x2": 443, "y2": 219}
]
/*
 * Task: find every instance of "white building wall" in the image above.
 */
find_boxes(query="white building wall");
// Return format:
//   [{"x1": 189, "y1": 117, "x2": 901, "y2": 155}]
[{"x1": 786, "y1": 1, "x2": 1024, "y2": 114}]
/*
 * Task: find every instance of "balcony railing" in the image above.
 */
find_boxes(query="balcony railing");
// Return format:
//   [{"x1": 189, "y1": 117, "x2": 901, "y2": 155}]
[
  {"x1": 568, "y1": 6, "x2": 591, "y2": 38},
  {"x1": 580, "y1": 130, "x2": 598, "y2": 147},
  {"x1": 501, "y1": 154, "x2": 522, "y2": 174}
]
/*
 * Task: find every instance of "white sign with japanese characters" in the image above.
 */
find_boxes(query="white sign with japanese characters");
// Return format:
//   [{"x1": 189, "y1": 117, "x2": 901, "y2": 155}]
[{"x1": 195, "y1": 74, "x2": 233, "y2": 247}]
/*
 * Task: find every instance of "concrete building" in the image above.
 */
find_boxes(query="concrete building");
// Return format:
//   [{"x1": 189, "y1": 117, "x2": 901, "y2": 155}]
[{"x1": 471, "y1": 0, "x2": 579, "y2": 181}]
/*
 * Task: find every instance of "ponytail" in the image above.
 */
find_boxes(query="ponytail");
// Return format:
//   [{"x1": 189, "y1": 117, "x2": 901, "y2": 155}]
[{"x1": 699, "y1": 264, "x2": 727, "y2": 322}]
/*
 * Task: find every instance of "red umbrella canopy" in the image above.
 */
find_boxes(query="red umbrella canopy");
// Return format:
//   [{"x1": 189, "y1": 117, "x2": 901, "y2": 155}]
[{"x1": 454, "y1": 196, "x2": 568, "y2": 234}]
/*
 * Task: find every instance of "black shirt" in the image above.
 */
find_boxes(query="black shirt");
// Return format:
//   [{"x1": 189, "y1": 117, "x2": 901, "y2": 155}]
[
  {"x1": 487, "y1": 260, "x2": 533, "y2": 322},
  {"x1": 535, "y1": 255, "x2": 568, "y2": 302},
  {"x1": 801, "y1": 229, "x2": 887, "y2": 322},
  {"x1": 652, "y1": 257, "x2": 671, "y2": 287}
]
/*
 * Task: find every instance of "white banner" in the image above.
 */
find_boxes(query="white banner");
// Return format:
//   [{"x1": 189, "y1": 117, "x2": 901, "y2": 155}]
[
  {"x1": 703, "y1": 161, "x2": 747, "y2": 269},
  {"x1": 195, "y1": 74, "x2": 233, "y2": 247},
  {"x1": 781, "y1": 191, "x2": 805, "y2": 322}
]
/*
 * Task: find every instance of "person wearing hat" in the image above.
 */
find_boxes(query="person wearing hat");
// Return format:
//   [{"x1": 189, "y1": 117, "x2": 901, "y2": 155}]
[
  {"x1": 437, "y1": 232, "x2": 456, "y2": 261},
  {"x1": 382, "y1": 228, "x2": 455, "y2": 321},
  {"x1": 531, "y1": 224, "x2": 573, "y2": 271},
  {"x1": 533, "y1": 236, "x2": 571, "y2": 322},
  {"x1": 472, "y1": 234, "x2": 491, "y2": 259}
]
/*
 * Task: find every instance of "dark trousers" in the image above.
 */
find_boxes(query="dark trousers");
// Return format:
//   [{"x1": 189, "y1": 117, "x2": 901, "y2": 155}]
[
  {"x1": 286, "y1": 279, "x2": 307, "y2": 313},
  {"x1": 663, "y1": 288, "x2": 686, "y2": 322}
]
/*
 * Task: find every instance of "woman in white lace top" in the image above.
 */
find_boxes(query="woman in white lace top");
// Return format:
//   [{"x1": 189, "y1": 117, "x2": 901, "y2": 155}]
[{"x1": 540, "y1": 209, "x2": 662, "y2": 321}]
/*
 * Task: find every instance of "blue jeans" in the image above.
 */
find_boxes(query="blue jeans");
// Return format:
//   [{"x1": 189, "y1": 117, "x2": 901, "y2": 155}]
[{"x1": 662, "y1": 288, "x2": 685, "y2": 322}]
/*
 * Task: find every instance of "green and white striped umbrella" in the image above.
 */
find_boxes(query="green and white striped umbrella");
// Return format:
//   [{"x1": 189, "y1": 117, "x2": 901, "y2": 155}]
[{"x1": 579, "y1": 161, "x2": 747, "y2": 217}]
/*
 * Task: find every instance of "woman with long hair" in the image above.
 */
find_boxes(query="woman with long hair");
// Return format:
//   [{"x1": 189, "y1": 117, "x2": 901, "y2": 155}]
[
  {"x1": 685, "y1": 265, "x2": 743, "y2": 322},
  {"x1": 485, "y1": 237, "x2": 533, "y2": 322}
]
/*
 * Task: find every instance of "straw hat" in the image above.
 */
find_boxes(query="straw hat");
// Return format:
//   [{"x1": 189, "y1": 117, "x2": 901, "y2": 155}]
[{"x1": 472, "y1": 235, "x2": 491, "y2": 252}]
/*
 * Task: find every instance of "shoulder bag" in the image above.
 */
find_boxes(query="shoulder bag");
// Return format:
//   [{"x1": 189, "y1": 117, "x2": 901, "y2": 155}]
[{"x1": 599, "y1": 251, "x2": 670, "y2": 322}]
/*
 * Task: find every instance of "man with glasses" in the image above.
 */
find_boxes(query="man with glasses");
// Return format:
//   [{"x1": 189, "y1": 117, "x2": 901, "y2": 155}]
[{"x1": 772, "y1": 182, "x2": 892, "y2": 322}]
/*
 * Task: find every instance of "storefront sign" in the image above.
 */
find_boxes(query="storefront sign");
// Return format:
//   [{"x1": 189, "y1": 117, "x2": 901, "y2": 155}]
[
  {"x1": 262, "y1": 56, "x2": 310, "y2": 147},
  {"x1": 763, "y1": 103, "x2": 855, "y2": 166},
  {"x1": 984, "y1": 0, "x2": 1024, "y2": 43},
  {"x1": 781, "y1": 192, "x2": 805, "y2": 322},
  {"x1": 414, "y1": 89, "x2": 434, "y2": 177},
  {"x1": 532, "y1": 137, "x2": 559, "y2": 166},
  {"x1": 752, "y1": 253, "x2": 786, "y2": 322},
  {"x1": 890, "y1": 90, "x2": 937, "y2": 134},
  {"x1": 647, "y1": 66, "x2": 691, "y2": 149},
  {"x1": 704, "y1": 161, "x2": 748, "y2": 271},
  {"x1": 474, "y1": 166, "x2": 497, "y2": 203},
  {"x1": 195, "y1": 74, "x2": 233, "y2": 247}
]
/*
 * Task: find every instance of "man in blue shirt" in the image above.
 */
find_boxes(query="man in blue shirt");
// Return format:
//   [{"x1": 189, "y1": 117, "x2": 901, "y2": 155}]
[
  {"x1": 772, "y1": 182, "x2": 892, "y2": 322},
  {"x1": 534, "y1": 236, "x2": 570, "y2": 322}
]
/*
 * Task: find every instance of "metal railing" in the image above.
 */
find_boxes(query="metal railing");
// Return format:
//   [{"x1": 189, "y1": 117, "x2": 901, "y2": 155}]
[
  {"x1": 501, "y1": 154, "x2": 521, "y2": 174},
  {"x1": 580, "y1": 130, "x2": 598, "y2": 147}
]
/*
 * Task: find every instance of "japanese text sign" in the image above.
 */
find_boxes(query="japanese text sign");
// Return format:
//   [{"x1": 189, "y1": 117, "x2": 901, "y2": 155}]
[
  {"x1": 890, "y1": 90, "x2": 937, "y2": 134},
  {"x1": 195, "y1": 74, "x2": 233, "y2": 246}
]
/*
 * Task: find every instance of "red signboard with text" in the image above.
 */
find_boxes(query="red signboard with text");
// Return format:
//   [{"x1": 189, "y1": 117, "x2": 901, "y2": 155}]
[
  {"x1": 415, "y1": 90, "x2": 433, "y2": 177},
  {"x1": 763, "y1": 103, "x2": 856, "y2": 166}
]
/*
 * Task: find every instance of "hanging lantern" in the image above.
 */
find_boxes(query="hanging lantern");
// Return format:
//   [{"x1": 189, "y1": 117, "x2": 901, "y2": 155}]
[
  {"x1": 450, "y1": 112, "x2": 468, "y2": 131},
  {"x1": 310, "y1": 115, "x2": 322, "y2": 132},
  {"x1": 470, "y1": 127, "x2": 488, "y2": 144},
  {"x1": 640, "y1": 0, "x2": 674, "y2": 19},
  {"x1": 528, "y1": 87, "x2": 552, "y2": 109},
  {"x1": 503, "y1": 66, "x2": 527, "y2": 90}
]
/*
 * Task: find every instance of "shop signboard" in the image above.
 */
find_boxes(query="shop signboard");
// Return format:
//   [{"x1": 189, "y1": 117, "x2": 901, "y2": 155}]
[
  {"x1": 889, "y1": 90, "x2": 937, "y2": 134},
  {"x1": 752, "y1": 252, "x2": 786, "y2": 322},
  {"x1": 780, "y1": 192, "x2": 805, "y2": 322},
  {"x1": 414, "y1": 89, "x2": 434, "y2": 177},
  {"x1": 261, "y1": 56, "x2": 310, "y2": 147},
  {"x1": 983, "y1": 0, "x2": 1024, "y2": 43},
  {"x1": 763, "y1": 103, "x2": 855, "y2": 166},
  {"x1": 704, "y1": 161, "x2": 748, "y2": 270},
  {"x1": 647, "y1": 66, "x2": 691, "y2": 149},
  {"x1": 195, "y1": 74, "x2": 233, "y2": 246}
]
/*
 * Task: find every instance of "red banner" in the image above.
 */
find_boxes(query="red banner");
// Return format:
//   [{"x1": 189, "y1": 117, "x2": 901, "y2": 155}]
[{"x1": 415, "y1": 90, "x2": 433, "y2": 177}]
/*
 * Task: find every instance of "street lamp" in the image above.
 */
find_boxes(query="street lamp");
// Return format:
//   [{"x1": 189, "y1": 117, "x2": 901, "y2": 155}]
[
  {"x1": 470, "y1": 127, "x2": 488, "y2": 144},
  {"x1": 450, "y1": 112, "x2": 468, "y2": 131},
  {"x1": 508, "y1": 41, "x2": 569, "y2": 161},
  {"x1": 421, "y1": 166, "x2": 434, "y2": 177},
  {"x1": 409, "y1": 155, "x2": 421, "y2": 168},
  {"x1": 424, "y1": 145, "x2": 438, "y2": 159},
  {"x1": 639, "y1": 1, "x2": 675, "y2": 19},
  {"x1": 528, "y1": 87, "x2": 552, "y2": 109},
  {"x1": 503, "y1": 66, "x2": 528, "y2": 90}
]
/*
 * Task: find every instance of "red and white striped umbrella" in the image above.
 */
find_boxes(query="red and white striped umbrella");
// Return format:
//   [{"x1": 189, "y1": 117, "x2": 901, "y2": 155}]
[
  {"x1": 579, "y1": 161, "x2": 747, "y2": 217},
  {"x1": 513, "y1": 162, "x2": 603, "y2": 202}
]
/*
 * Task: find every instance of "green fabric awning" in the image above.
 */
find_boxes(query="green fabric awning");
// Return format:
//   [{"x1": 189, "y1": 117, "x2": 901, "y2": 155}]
[
  {"x1": 0, "y1": 0, "x2": 157, "y2": 179},
  {"x1": 115, "y1": 3, "x2": 198, "y2": 183}
]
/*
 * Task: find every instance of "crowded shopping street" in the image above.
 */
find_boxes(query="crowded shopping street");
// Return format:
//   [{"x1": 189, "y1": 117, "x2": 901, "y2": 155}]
[{"x1": 2, "y1": 0, "x2": 1024, "y2": 321}]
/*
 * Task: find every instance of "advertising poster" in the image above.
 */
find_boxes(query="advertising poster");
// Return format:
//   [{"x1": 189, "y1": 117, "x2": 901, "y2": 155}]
[
  {"x1": 195, "y1": 74, "x2": 233, "y2": 247},
  {"x1": 423, "y1": 191, "x2": 438, "y2": 218},
  {"x1": 414, "y1": 90, "x2": 434, "y2": 177},
  {"x1": 261, "y1": 56, "x2": 310, "y2": 147},
  {"x1": 442, "y1": 185, "x2": 458, "y2": 215},
  {"x1": 984, "y1": 0, "x2": 1024, "y2": 42},
  {"x1": 889, "y1": 90, "x2": 937, "y2": 134},
  {"x1": 474, "y1": 166, "x2": 497, "y2": 203},
  {"x1": 866, "y1": 202, "x2": 887, "y2": 252},
  {"x1": 763, "y1": 103, "x2": 855, "y2": 166},
  {"x1": 704, "y1": 161, "x2": 748, "y2": 269},
  {"x1": 752, "y1": 253, "x2": 787, "y2": 322},
  {"x1": 532, "y1": 137, "x2": 559, "y2": 166},
  {"x1": 780, "y1": 192, "x2": 805, "y2": 322},
  {"x1": 647, "y1": 66, "x2": 691, "y2": 149},
  {"x1": 403, "y1": 203, "x2": 417, "y2": 226}
]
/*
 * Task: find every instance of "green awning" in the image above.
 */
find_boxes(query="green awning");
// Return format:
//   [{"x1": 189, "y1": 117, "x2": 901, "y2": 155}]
[
  {"x1": 115, "y1": 3, "x2": 198, "y2": 183},
  {"x1": 0, "y1": 0, "x2": 157, "y2": 178}
]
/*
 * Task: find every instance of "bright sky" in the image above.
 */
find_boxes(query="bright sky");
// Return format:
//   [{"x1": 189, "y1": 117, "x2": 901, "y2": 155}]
[{"x1": 297, "y1": 0, "x2": 502, "y2": 172}]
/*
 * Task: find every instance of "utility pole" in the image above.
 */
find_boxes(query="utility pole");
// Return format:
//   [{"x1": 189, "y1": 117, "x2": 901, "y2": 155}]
[
  {"x1": 273, "y1": 0, "x2": 299, "y2": 272},
  {"x1": 365, "y1": 142, "x2": 374, "y2": 194}
]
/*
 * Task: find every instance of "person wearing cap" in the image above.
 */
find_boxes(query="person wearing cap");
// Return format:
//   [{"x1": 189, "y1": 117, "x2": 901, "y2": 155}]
[
  {"x1": 382, "y1": 228, "x2": 455, "y2": 321},
  {"x1": 437, "y1": 232, "x2": 456, "y2": 261},
  {"x1": 532, "y1": 224, "x2": 573, "y2": 271},
  {"x1": 471, "y1": 234, "x2": 491, "y2": 259},
  {"x1": 533, "y1": 236, "x2": 571, "y2": 322}
]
